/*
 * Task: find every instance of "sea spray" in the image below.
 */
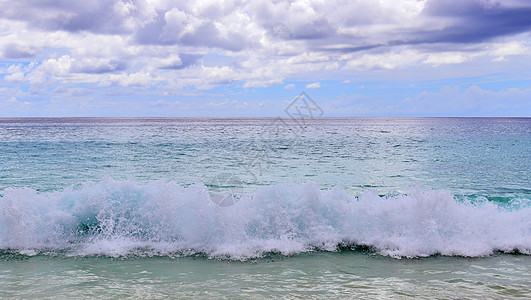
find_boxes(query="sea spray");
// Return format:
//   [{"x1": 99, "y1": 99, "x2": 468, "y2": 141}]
[{"x1": 1, "y1": 178, "x2": 529, "y2": 259}]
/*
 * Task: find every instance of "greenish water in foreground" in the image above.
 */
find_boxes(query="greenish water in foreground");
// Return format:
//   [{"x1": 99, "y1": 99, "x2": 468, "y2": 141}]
[{"x1": 1, "y1": 252, "x2": 529, "y2": 299}]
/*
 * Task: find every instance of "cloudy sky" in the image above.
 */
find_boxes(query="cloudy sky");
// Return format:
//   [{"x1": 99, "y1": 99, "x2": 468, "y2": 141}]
[{"x1": 0, "y1": 0, "x2": 530, "y2": 117}]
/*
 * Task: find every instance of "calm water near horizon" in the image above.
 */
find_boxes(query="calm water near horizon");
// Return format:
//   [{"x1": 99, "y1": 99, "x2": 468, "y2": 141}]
[{"x1": 0, "y1": 117, "x2": 529, "y2": 298}]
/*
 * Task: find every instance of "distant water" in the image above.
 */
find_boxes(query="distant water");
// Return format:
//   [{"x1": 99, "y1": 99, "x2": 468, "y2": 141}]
[{"x1": 0, "y1": 117, "x2": 530, "y2": 298}]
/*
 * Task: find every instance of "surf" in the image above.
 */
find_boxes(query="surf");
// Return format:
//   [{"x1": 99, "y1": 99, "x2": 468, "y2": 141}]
[{"x1": 1, "y1": 177, "x2": 529, "y2": 260}]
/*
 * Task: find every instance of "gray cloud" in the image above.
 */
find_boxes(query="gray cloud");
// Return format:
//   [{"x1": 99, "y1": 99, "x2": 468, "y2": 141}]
[
  {"x1": 134, "y1": 12, "x2": 252, "y2": 51},
  {"x1": 180, "y1": 22, "x2": 249, "y2": 51},
  {"x1": 265, "y1": 18, "x2": 336, "y2": 40},
  {"x1": 71, "y1": 59, "x2": 127, "y2": 74},
  {"x1": 2, "y1": 0, "x2": 530, "y2": 52},
  {"x1": 134, "y1": 11, "x2": 173, "y2": 45},
  {"x1": 304, "y1": 0, "x2": 531, "y2": 55},
  {"x1": 418, "y1": 0, "x2": 531, "y2": 44},
  {"x1": 0, "y1": 0, "x2": 138, "y2": 34},
  {"x1": 2, "y1": 44, "x2": 41, "y2": 58}
]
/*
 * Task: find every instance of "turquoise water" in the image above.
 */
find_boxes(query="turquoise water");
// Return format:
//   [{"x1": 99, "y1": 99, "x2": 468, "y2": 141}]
[
  {"x1": 1, "y1": 253, "x2": 529, "y2": 299},
  {"x1": 1, "y1": 117, "x2": 529, "y2": 194},
  {"x1": 0, "y1": 117, "x2": 530, "y2": 298}
]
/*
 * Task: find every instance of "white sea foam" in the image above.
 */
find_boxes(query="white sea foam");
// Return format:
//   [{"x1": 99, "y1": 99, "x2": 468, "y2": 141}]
[{"x1": 0, "y1": 178, "x2": 529, "y2": 259}]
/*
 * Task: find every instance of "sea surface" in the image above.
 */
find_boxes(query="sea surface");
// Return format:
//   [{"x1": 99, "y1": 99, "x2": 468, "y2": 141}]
[{"x1": 0, "y1": 117, "x2": 530, "y2": 298}]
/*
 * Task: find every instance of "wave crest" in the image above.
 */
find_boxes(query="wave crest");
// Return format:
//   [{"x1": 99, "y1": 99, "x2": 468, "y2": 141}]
[{"x1": 1, "y1": 178, "x2": 529, "y2": 259}]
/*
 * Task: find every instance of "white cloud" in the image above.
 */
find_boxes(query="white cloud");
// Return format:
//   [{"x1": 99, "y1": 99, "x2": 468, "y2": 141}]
[
  {"x1": 423, "y1": 52, "x2": 468, "y2": 65},
  {"x1": 490, "y1": 41, "x2": 529, "y2": 61},
  {"x1": 284, "y1": 83, "x2": 295, "y2": 89},
  {"x1": 3, "y1": 72, "x2": 25, "y2": 82},
  {"x1": 243, "y1": 79, "x2": 282, "y2": 88},
  {"x1": 344, "y1": 50, "x2": 424, "y2": 70},
  {"x1": 3, "y1": 65, "x2": 25, "y2": 82},
  {"x1": 104, "y1": 71, "x2": 158, "y2": 88},
  {"x1": 306, "y1": 82, "x2": 321, "y2": 89},
  {"x1": 492, "y1": 41, "x2": 528, "y2": 56}
]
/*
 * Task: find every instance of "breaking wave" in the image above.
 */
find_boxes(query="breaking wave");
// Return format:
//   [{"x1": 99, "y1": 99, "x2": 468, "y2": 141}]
[{"x1": 1, "y1": 178, "x2": 529, "y2": 260}]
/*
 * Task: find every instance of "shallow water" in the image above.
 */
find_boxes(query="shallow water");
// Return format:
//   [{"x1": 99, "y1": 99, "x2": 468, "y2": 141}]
[{"x1": 1, "y1": 252, "x2": 529, "y2": 299}]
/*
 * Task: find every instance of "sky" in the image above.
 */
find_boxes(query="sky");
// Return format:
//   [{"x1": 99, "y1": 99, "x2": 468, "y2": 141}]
[{"x1": 0, "y1": 0, "x2": 530, "y2": 117}]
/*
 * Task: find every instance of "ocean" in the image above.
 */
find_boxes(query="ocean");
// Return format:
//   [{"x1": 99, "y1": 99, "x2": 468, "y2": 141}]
[{"x1": 0, "y1": 117, "x2": 529, "y2": 298}]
